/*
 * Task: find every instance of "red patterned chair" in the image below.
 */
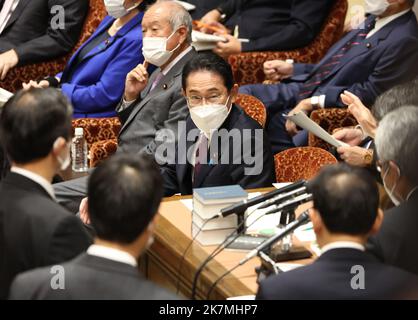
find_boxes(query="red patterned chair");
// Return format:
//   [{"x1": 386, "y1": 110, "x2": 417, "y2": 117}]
[
  {"x1": 274, "y1": 147, "x2": 338, "y2": 182},
  {"x1": 308, "y1": 108, "x2": 357, "y2": 150},
  {"x1": 228, "y1": 0, "x2": 348, "y2": 86},
  {"x1": 0, "y1": 0, "x2": 107, "y2": 93},
  {"x1": 73, "y1": 93, "x2": 267, "y2": 167},
  {"x1": 71, "y1": 117, "x2": 121, "y2": 149},
  {"x1": 236, "y1": 94, "x2": 266, "y2": 128}
]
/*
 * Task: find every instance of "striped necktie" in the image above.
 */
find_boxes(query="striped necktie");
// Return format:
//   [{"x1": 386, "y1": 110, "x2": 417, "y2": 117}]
[{"x1": 299, "y1": 18, "x2": 377, "y2": 100}]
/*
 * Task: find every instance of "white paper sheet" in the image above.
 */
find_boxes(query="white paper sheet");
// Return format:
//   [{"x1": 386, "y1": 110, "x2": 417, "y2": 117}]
[
  {"x1": 285, "y1": 111, "x2": 349, "y2": 148},
  {"x1": 174, "y1": 0, "x2": 196, "y2": 11},
  {"x1": 0, "y1": 87, "x2": 13, "y2": 108}
]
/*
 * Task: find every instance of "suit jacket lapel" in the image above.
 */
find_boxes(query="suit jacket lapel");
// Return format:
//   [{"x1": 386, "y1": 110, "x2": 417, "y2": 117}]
[
  {"x1": 4, "y1": 0, "x2": 30, "y2": 30},
  {"x1": 119, "y1": 69, "x2": 163, "y2": 134},
  {"x1": 119, "y1": 49, "x2": 196, "y2": 134}
]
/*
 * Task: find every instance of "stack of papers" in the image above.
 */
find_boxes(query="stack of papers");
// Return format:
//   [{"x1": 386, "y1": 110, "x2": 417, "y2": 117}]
[
  {"x1": 0, "y1": 87, "x2": 13, "y2": 108},
  {"x1": 285, "y1": 111, "x2": 349, "y2": 148},
  {"x1": 191, "y1": 30, "x2": 226, "y2": 51}
]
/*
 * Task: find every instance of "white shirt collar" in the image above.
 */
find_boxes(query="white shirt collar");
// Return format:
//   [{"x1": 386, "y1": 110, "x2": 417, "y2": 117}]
[
  {"x1": 367, "y1": 9, "x2": 411, "y2": 39},
  {"x1": 87, "y1": 244, "x2": 138, "y2": 267},
  {"x1": 10, "y1": 166, "x2": 56, "y2": 200},
  {"x1": 321, "y1": 241, "x2": 365, "y2": 255},
  {"x1": 161, "y1": 46, "x2": 193, "y2": 76}
]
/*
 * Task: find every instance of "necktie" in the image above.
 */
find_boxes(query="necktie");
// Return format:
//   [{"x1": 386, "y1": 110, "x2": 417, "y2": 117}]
[
  {"x1": 0, "y1": 0, "x2": 5, "y2": 11},
  {"x1": 193, "y1": 133, "x2": 208, "y2": 183},
  {"x1": 298, "y1": 18, "x2": 377, "y2": 100},
  {"x1": 150, "y1": 72, "x2": 163, "y2": 92}
]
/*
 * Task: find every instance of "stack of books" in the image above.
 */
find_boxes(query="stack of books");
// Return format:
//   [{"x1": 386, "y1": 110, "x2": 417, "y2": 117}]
[{"x1": 192, "y1": 185, "x2": 248, "y2": 246}]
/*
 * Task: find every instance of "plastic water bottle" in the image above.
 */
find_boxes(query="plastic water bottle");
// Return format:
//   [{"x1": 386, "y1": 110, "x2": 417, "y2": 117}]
[{"x1": 71, "y1": 128, "x2": 88, "y2": 172}]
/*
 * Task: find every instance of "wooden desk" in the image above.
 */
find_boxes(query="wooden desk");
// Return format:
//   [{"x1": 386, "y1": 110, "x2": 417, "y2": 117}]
[{"x1": 142, "y1": 188, "x2": 316, "y2": 300}]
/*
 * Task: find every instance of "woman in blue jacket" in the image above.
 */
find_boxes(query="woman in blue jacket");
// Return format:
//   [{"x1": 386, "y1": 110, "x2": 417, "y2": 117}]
[{"x1": 24, "y1": 0, "x2": 153, "y2": 118}]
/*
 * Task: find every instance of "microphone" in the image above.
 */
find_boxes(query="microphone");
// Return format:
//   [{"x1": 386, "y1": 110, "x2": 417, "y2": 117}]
[
  {"x1": 217, "y1": 180, "x2": 306, "y2": 219},
  {"x1": 264, "y1": 193, "x2": 313, "y2": 216},
  {"x1": 258, "y1": 186, "x2": 308, "y2": 209},
  {"x1": 239, "y1": 211, "x2": 310, "y2": 266}
]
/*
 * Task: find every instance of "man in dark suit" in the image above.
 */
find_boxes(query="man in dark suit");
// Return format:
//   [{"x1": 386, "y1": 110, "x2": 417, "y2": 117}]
[
  {"x1": 240, "y1": 0, "x2": 418, "y2": 153},
  {"x1": 160, "y1": 52, "x2": 275, "y2": 196},
  {"x1": 0, "y1": 0, "x2": 89, "y2": 80},
  {"x1": 53, "y1": 1, "x2": 196, "y2": 213},
  {"x1": 257, "y1": 164, "x2": 418, "y2": 300},
  {"x1": 0, "y1": 88, "x2": 91, "y2": 299},
  {"x1": 198, "y1": 0, "x2": 335, "y2": 56},
  {"x1": 367, "y1": 106, "x2": 418, "y2": 275},
  {"x1": 9, "y1": 154, "x2": 178, "y2": 300},
  {"x1": 186, "y1": 0, "x2": 223, "y2": 20}
]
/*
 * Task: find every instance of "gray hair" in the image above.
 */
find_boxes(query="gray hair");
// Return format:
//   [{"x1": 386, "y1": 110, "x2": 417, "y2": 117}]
[
  {"x1": 375, "y1": 106, "x2": 418, "y2": 185},
  {"x1": 372, "y1": 79, "x2": 418, "y2": 121},
  {"x1": 151, "y1": 0, "x2": 193, "y2": 43}
]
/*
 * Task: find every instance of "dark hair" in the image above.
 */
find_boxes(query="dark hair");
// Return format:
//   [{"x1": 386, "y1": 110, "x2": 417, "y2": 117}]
[
  {"x1": 139, "y1": 0, "x2": 156, "y2": 11},
  {"x1": 372, "y1": 79, "x2": 418, "y2": 121},
  {"x1": 182, "y1": 52, "x2": 234, "y2": 91},
  {"x1": 0, "y1": 88, "x2": 72, "y2": 164},
  {"x1": 88, "y1": 153, "x2": 163, "y2": 244},
  {"x1": 308, "y1": 164, "x2": 379, "y2": 236}
]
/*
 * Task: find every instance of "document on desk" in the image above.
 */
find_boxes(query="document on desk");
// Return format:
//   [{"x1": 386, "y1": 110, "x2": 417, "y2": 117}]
[
  {"x1": 0, "y1": 87, "x2": 13, "y2": 108},
  {"x1": 285, "y1": 111, "x2": 349, "y2": 148}
]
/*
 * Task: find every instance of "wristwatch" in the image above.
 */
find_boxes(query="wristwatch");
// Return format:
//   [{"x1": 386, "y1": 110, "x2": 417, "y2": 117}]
[
  {"x1": 311, "y1": 96, "x2": 320, "y2": 109},
  {"x1": 363, "y1": 149, "x2": 374, "y2": 166}
]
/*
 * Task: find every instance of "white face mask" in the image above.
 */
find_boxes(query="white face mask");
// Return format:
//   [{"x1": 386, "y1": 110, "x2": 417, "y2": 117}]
[
  {"x1": 105, "y1": 0, "x2": 139, "y2": 19},
  {"x1": 189, "y1": 97, "x2": 231, "y2": 137},
  {"x1": 142, "y1": 30, "x2": 180, "y2": 67},
  {"x1": 382, "y1": 164, "x2": 401, "y2": 206},
  {"x1": 365, "y1": 0, "x2": 390, "y2": 15}
]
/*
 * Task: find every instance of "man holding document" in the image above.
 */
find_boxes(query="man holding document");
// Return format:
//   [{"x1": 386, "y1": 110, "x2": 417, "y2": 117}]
[{"x1": 239, "y1": 0, "x2": 418, "y2": 153}]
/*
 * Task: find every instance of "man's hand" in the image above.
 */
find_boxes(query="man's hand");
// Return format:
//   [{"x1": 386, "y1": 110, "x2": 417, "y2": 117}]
[
  {"x1": 0, "y1": 49, "x2": 19, "y2": 80},
  {"x1": 341, "y1": 91, "x2": 377, "y2": 138},
  {"x1": 22, "y1": 80, "x2": 50, "y2": 90},
  {"x1": 79, "y1": 197, "x2": 90, "y2": 225},
  {"x1": 201, "y1": 9, "x2": 222, "y2": 26},
  {"x1": 285, "y1": 99, "x2": 312, "y2": 136},
  {"x1": 124, "y1": 61, "x2": 149, "y2": 102},
  {"x1": 332, "y1": 127, "x2": 364, "y2": 147},
  {"x1": 263, "y1": 60, "x2": 294, "y2": 82},
  {"x1": 213, "y1": 34, "x2": 242, "y2": 57},
  {"x1": 337, "y1": 146, "x2": 371, "y2": 167}
]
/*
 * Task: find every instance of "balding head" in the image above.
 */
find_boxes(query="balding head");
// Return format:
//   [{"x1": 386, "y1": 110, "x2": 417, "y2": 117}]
[{"x1": 142, "y1": 0, "x2": 192, "y2": 43}]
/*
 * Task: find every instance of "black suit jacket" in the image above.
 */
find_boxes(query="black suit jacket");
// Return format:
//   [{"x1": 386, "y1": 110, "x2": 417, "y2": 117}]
[
  {"x1": 186, "y1": 0, "x2": 224, "y2": 19},
  {"x1": 161, "y1": 104, "x2": 275, "y2": 196},
  {"x1": 0, "y1": 173, "x2": 92, "y2": 299},
  {"x1": 9, "y1": 253, "x2": 179, "y2": 300},
  {"x1": 216, "y1": 0, "x2": 335, "y2": 52},
  {"x1": 256, "y1": 248, "x2": 418, "y2": 300},
  {"x1": 368, "y1": 189, "x2": 418, "y2": 276},
  {"x1": 0, "y1": 0, "x2": 89, "y2": 65}
]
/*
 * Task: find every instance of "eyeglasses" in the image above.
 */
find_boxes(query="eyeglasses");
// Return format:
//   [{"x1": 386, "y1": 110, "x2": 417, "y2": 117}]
[{"x1": 187, "y1": 94, "x2": 227, "y2": 107}]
